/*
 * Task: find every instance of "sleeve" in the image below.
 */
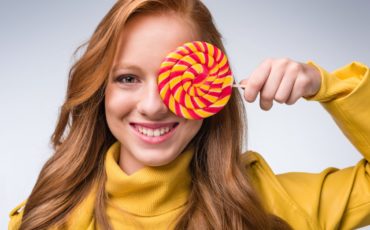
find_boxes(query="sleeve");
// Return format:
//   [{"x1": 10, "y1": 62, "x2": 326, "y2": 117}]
[
  {"x1": 277, "y1": 61, "x2": 370, "y2": 229},
  {"x1": 304, "y1": 61, "x2": 370, "y2": 157}
]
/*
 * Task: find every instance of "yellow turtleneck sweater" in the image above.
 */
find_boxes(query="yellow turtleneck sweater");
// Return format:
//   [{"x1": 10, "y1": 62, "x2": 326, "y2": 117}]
[{"x1": 104, "y1": 142, "x2": 193, "y2": 229}]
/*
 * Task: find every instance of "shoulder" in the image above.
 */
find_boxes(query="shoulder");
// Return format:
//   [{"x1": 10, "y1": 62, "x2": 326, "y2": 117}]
[
  {"x1": 8, "y1": 200, "x2": 27, "y2": 230},
  {"x1": 240, "y1": 151, "x2": 321, "y2": 229},
  {"x1": 240, "y1": 150, "x2": 285, "y2": 198},
  {"x1": 241, "y1": 150, "x2": 324, "y2": 205},
  {"x1": 241, "y1": 150, "x2": 276, "y2": 179},
  {"x1": 7, "y1": 187, "x2": 97, "y2": 230}
]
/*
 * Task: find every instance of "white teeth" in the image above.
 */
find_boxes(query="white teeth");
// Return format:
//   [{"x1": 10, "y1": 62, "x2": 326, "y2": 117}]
[
  {"x1": 148, "y1": 129, "x2": 153, "y2": 136},
  {"x1": 154, "y1": 129, "x2": 160, "y2": 136},
  {"x1": 136, "y1": 125, "x2": 174, "y2": 137}
]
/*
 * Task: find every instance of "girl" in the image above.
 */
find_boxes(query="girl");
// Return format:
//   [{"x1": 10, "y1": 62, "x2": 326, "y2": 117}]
[{"x1": 9, "y1": 0, "x2": 370, "y2": 229}]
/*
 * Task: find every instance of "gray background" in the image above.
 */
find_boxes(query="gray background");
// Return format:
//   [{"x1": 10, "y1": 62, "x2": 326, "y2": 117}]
[{"x1": 1, "y1": 0, "x2": 369, "y2": 228}]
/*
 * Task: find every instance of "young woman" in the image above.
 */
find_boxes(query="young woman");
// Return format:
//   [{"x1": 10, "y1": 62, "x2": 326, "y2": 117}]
[{"x1": 9, "y1": 0, "x2": 370, "y2": 229}]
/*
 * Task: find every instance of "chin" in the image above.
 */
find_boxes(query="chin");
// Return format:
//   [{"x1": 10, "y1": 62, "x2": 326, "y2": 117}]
[{"x1": 138, "y1": 149, "x2": 180, "y2": 167}]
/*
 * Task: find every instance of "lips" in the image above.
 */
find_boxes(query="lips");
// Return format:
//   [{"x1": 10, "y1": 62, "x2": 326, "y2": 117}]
[
  {"x1": 129, "y1": 122, "x2": 179, "y2": 144},
  {"x1": 130, "y1": 122, "x2": 178, "y2": 129}
]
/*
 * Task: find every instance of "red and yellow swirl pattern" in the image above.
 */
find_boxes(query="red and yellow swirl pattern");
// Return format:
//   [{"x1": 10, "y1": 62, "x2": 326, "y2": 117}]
[{"x1": 158, "y1": 41, "x2": 233, "y2": 119}]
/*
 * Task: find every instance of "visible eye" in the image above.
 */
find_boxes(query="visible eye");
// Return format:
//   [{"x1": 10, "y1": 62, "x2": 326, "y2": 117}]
[{"x1": 114, "y1": 74, "x2": 140, "y2": 84}]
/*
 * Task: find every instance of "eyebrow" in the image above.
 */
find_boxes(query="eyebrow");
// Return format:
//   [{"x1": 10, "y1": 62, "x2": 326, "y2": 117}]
[{"x1": 111, "y1": 63, "x2": 144, "y2": 74}]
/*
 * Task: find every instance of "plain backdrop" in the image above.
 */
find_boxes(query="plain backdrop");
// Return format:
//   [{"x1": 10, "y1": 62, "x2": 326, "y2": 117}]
[{"x1": 1, "y1": 0, "x2": 369, "y2": 229}]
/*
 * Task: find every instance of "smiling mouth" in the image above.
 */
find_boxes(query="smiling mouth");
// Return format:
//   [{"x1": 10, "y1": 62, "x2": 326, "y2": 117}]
[{"x1": 130, "y1": 123, "x2": 179, "y2": 137}]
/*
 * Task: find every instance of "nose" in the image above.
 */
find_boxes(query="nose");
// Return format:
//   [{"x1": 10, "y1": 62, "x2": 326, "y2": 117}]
[{"x1": 137, "y1": 79, "x2": 169, "y2": 119}]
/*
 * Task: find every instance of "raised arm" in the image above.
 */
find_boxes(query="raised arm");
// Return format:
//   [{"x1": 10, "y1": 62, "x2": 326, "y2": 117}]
[
  {"x1": 241, "y1": 60, "x2": 370, "y2": 229},
  {"x1": 278, "y1": 61, "x2": 370, "y2": 229},
  {"x1": 304, "y1": 61, "x2": 370, "y2": 159},
  {"x1": 240, "y1": 58, "x2": 369, "y2": 158}
]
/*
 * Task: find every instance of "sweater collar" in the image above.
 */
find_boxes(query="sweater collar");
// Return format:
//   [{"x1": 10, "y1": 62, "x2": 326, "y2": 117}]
[{"x1": 105, "y1": 141, "x2": 194, "y2": 216}]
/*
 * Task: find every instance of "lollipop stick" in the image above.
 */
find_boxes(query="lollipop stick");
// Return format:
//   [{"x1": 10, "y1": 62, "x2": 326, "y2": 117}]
[{"x1": 232, "y1": 83, "x2": 246, "y2": 89}]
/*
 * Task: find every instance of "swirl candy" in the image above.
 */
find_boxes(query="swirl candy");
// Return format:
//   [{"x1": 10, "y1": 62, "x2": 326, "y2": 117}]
[{"x1": 158, "y1": 41, "x2": 233, "y2": 120}]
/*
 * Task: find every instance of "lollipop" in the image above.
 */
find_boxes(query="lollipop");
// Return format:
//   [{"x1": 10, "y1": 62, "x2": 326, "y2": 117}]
[{"x1": 158, "y1": 41, "x2": 233, "y2": 120}]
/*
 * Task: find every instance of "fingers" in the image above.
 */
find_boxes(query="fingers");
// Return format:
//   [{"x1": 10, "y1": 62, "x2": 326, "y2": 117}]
[
  {"x1": 274, "y1": 72, "x2": 296, "y2": 104},
  {"x1": 241, "y1": 59, "x2": 272, "y2": 103},
  {"x1": 286, "y1": 72, "x2": 311, "y2": 104},
  {"x1": 241, "y1": 58, "x2": 318, "y2": 111},
  {"x1": 259, "y1": 60, "x2": 286, "y2": 110},
  {"x1": 275, "y1": 62, "x2": 300, "y2": 104}
]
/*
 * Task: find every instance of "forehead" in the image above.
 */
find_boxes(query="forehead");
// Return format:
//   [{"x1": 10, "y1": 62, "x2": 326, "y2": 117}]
[{"x1": 113, "y1": 12, "x2": 199, "y2": 70}]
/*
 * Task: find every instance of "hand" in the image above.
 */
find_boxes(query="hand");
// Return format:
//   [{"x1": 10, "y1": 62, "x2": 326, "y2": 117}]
[{"x1": 240, "y1": 58, "x2": 322, "y2": 111}]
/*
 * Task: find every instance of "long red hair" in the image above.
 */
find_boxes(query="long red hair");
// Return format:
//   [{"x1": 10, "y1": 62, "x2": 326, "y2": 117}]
[{"x1": 19, "y1": 1, "x2": 292, "y2": 229}]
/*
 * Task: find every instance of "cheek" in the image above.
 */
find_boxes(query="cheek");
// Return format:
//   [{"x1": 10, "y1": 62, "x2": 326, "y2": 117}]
[
  {"x1": 185, "y1": 120, "x2": 203, "y2": 139},
  {"x1": 104, "y1": 86, "x2": 134, "y2": 121}
]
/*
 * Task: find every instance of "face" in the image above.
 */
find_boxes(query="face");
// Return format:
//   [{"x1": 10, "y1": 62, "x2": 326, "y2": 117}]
[{"x1": 105, "y1": 12, "x2": 203, "y2": 175}]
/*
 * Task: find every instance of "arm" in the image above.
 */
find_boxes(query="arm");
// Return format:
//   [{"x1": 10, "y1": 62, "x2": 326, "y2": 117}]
[
  {"x1": 241, "y1": 60, "x2": 370, "y2": 229},
  {"x1": 279, "y1": 61, "x2": 370, "y2": 229},
  {"x1": 304, "y1": 61, "x2": 370, "y2": 159},
  {"x1": 240, "y1": 58, "x2": 369, "y2": 165}
]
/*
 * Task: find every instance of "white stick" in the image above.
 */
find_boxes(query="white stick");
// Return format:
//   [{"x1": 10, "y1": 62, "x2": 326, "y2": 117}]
[{"x1": 232, "y1": 83, "x2": 246, "y2": 89}]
